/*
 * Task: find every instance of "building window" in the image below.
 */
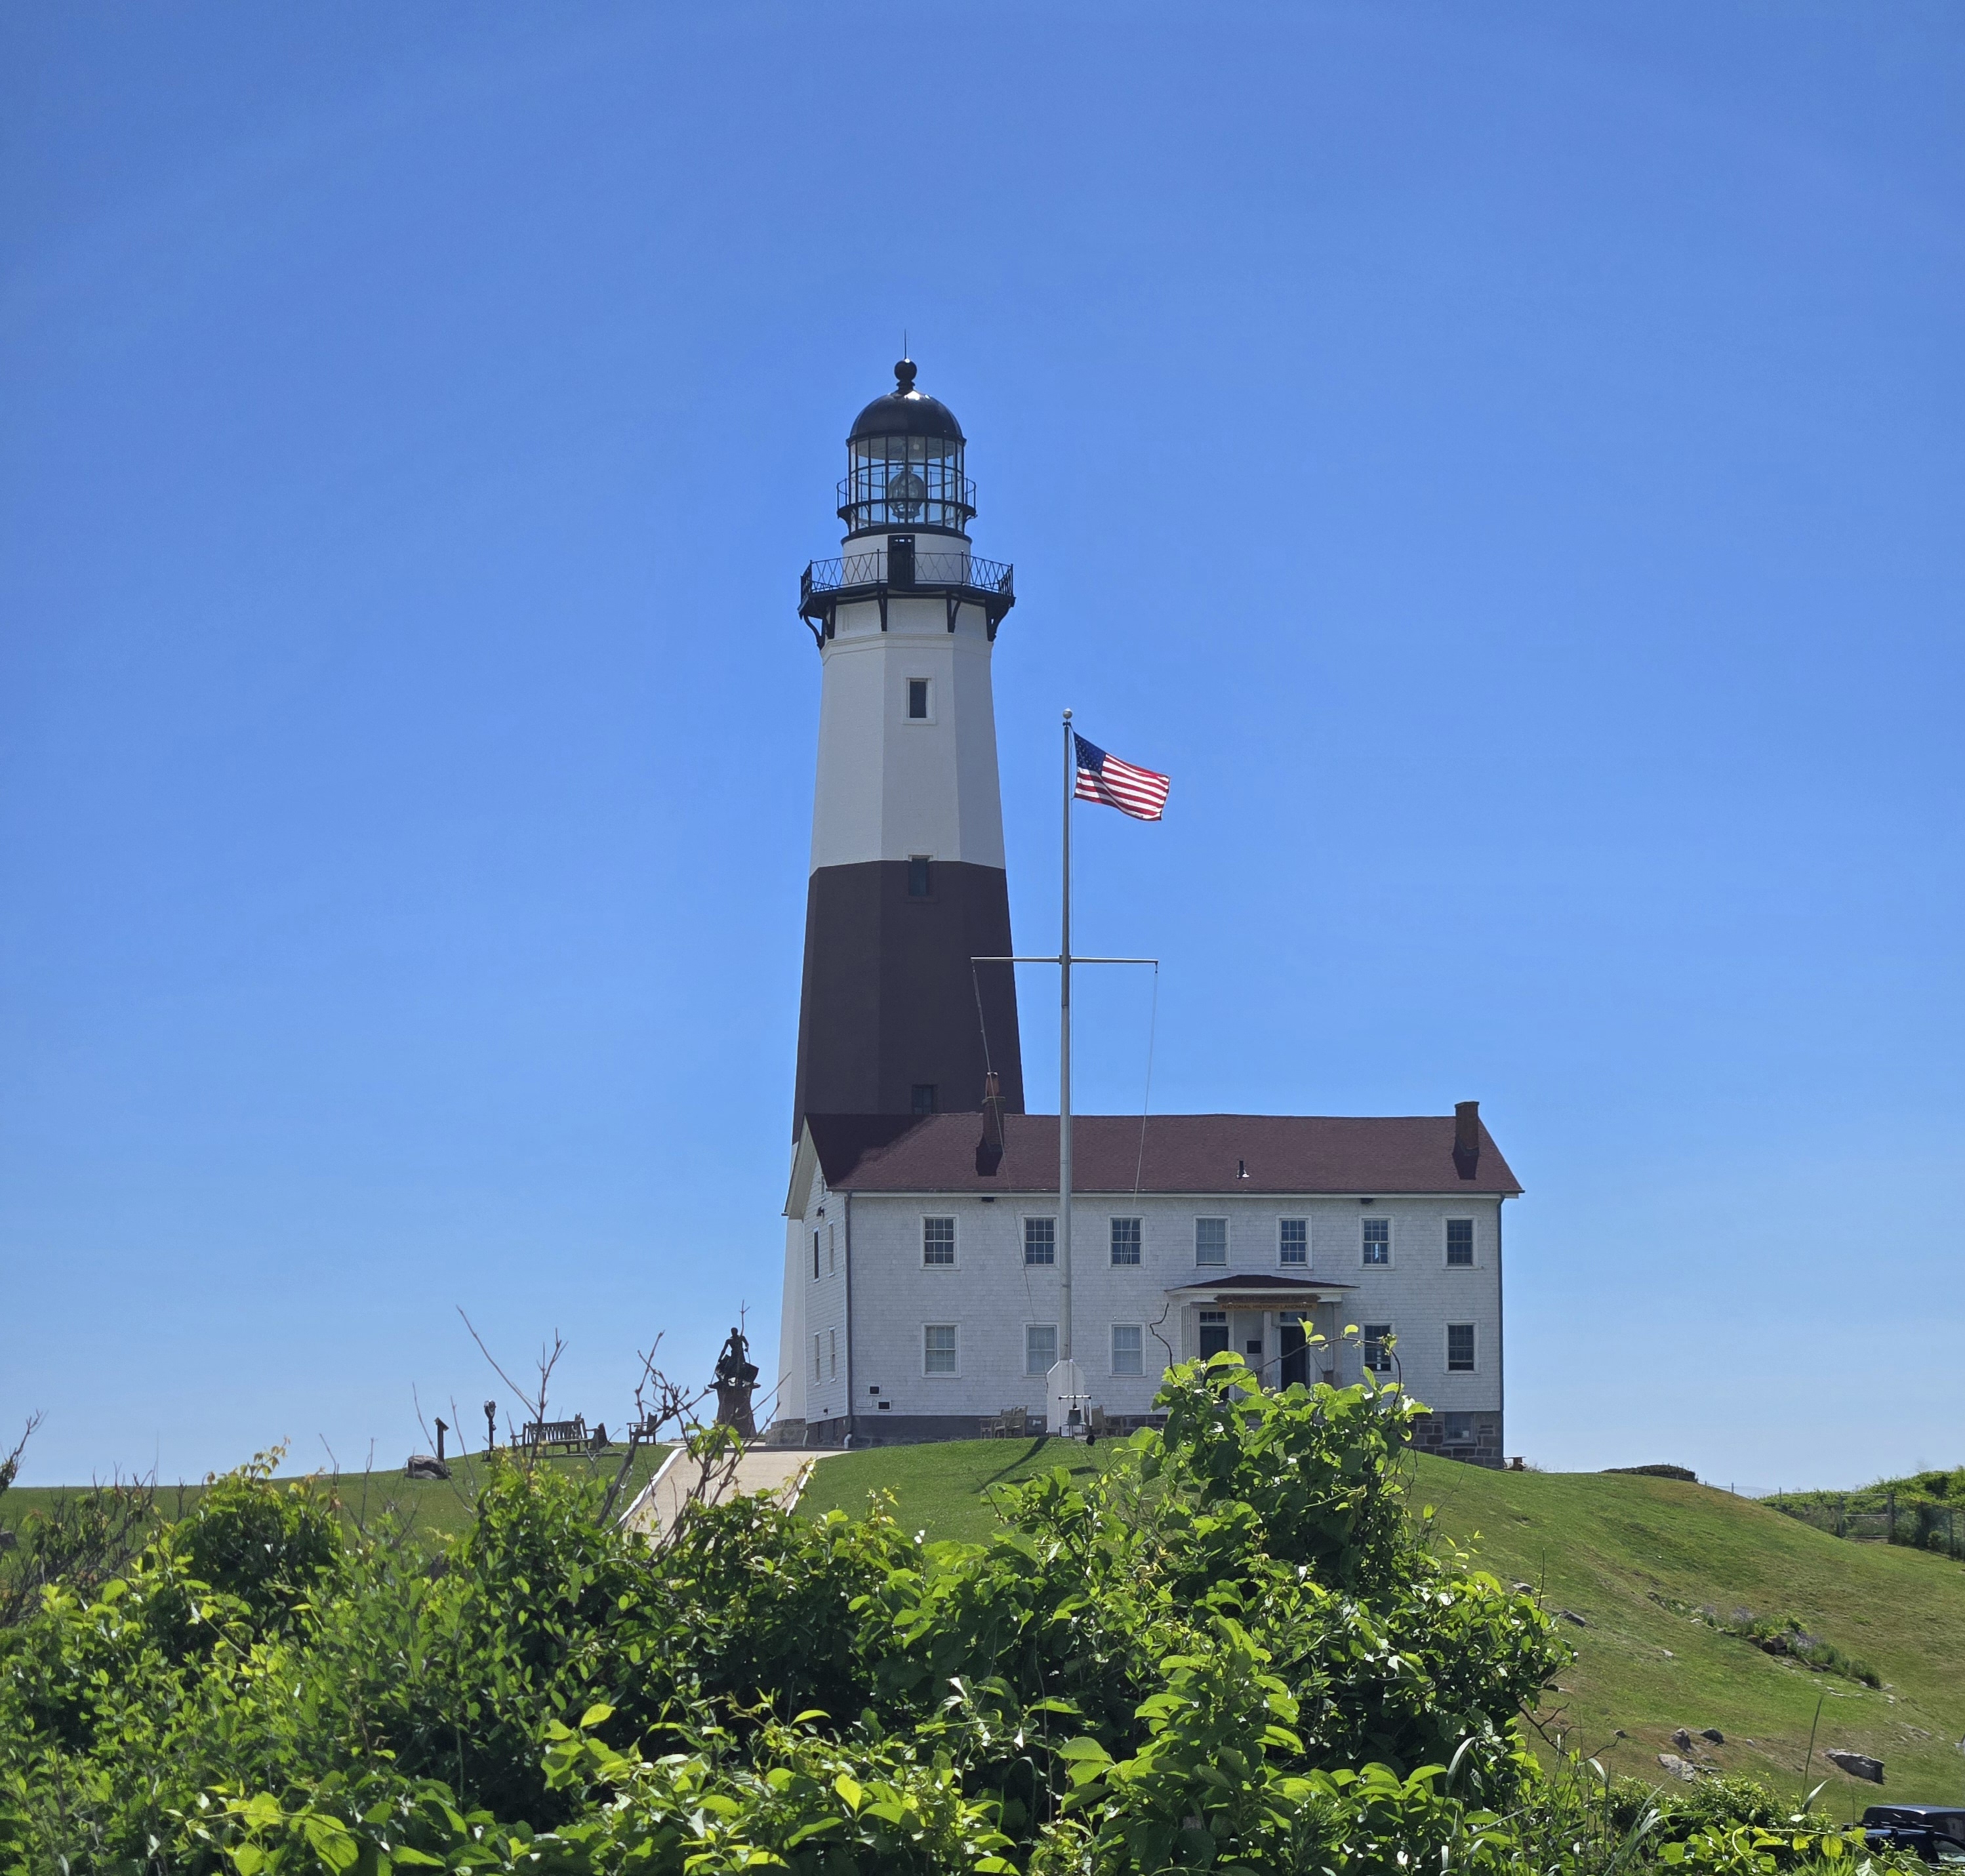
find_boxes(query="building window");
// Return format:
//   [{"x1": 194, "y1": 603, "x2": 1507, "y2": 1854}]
[
  {"x1": 1195, "y1": 1217, "x2": 1228, "y2": 1266},
  {"x1": 1024, "y1": 1217, "x2": 1056, "y2": 1265},
  {"x1": 908, "y1": 678, "x2": 929, "y2": 720},
  {"x1": 1279, "y1": 1218, "x2": 1308, "y2": 1265},
  {"x1": 923, "y1": 1216, "x2": 955, "y2": 1265},
  {"x1": 1112, "y1": 1324, "x2": 1143, "y2": 1376},
  {"x1": 1363, "y1": 1324, "x2": 1394, "y2": 1372},
  {"x1": 812, "y1": 1231, "x2": 820, "y2": 1280},
  {"x1": 1198, "y1": 1310, "x2": 1230, "y2": 1356},
  {"x1": 908, "y1": 855, "x2": 931, "y2": 897},
  {"x1": 924, "y1": 1324, "x2": 958, "y2": 1375},
  {"x1": 1446, "y1": 1219, "x2": 1474, "y2": 1266},
  {"x1": 912, "y1": 1083, "x2": 939, "y2": 1115},
  {"x1": 1448, "y1": 1323, "x2": 1476, "y2": 1372},
  {"x1": 1362, "y1": 1217, "x2": 1390, "y2": 1265},
  {"x1": 812, "y1": 1334, "x2": 822, "y2": 1381},
  {"x1": 828, "y1": 1328, "x2": 838, "y2": 1377},
  {"x1": 1110, "y1": 1217, "x2": 1141, "y2": 1265},
  {"x1": 1026, "y1": 1324, "x2": 1057, "y2": 1374},
  {"x1": 1444, "y1": 1411, "x2": 1476, "y2": 1445},
  {"x1": 829, "y1": 1223, "x2": 837, "y2": 1274}
]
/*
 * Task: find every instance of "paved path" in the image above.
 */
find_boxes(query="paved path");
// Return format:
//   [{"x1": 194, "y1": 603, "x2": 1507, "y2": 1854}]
[{"x1": 623, "y1": 1444, "x2": 843, "y2": 1538}]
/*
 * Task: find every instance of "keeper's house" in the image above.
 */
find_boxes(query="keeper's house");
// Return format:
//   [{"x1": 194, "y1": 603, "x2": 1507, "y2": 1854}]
[{"x1": 777, "y1": 1103, "x2": 1520, "y2": 1464}]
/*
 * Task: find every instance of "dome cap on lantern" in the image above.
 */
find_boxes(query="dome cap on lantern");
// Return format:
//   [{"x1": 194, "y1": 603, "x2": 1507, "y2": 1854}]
[{"x1": 849, "y1": 359, "x2": 965, "y2": 445}]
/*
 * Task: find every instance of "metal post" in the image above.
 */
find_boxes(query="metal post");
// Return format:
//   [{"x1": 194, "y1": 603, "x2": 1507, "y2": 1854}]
[{"x1": 1060, "y1": 708, "x2": 1074, "y2": 1364}]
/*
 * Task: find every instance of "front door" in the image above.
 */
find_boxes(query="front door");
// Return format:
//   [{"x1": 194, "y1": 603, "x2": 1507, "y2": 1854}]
[{"x1": 1278, "y1": 1314, "x2": 1308, "y2": 1387}]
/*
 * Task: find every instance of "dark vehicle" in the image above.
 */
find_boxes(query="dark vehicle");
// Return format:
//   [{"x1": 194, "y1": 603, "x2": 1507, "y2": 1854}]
[{"x1": 1863, "y1": 1807, "x2": 1965, "y2": 1864}]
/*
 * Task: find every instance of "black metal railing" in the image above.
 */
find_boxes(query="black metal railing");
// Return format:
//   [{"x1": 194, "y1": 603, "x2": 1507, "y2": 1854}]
[{"x1": 803, "y1": 552, "x2": 1013, "y2": 600}]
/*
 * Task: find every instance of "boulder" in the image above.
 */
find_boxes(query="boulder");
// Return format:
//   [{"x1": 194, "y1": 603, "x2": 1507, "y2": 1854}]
[
  {"x1": 1825, "y1": 1750, "x2": 1884, "y2": 1784},
  {"x1": 1701, "y1": 1728, "x2": 1724, "y2": 1745},
  {"x1": 1657, "y1": 1753, "x2": 1697, "y2": 1782},
  {"x1": 1558, "y1": 1608, "x2": 1589, "y2": 1627},
  {"x1": 1672, "y1": 1728, "x2": 1694, "y2": 1751},
  {"x1": 405, "y1": 1454, "x2": 451, "y2": 1481}
]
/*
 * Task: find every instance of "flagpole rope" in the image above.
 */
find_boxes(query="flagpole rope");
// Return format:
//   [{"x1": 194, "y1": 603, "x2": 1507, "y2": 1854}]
[
  {"x1": 969, "y1": 963, "x2": 996, "y2": 1080},
  {"x1": 1131, "y1": 962, "x2": 1159, "y2": 1206}
]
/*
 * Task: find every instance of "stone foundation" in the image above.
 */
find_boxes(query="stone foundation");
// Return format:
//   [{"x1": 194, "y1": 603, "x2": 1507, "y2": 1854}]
[{"x1": 1408, "y1": 1410, "x2": 1503, "y2": 1469}]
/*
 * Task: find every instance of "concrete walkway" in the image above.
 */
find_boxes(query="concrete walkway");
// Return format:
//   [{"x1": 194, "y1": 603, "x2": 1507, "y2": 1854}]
[{"x1": 622, "y1": 1443, "x2": 844, "y2": 1539}]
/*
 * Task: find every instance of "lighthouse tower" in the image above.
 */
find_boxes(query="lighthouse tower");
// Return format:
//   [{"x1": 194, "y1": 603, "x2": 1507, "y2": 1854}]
[{"x1": 790, "y1": 360, "x2": 1024, "y2": 1128}]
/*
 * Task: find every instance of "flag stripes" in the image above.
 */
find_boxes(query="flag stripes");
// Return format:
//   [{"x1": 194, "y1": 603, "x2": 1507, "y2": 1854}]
[{"x1": 1073, "y1": 733, "x2": 1170, "y2": 821}]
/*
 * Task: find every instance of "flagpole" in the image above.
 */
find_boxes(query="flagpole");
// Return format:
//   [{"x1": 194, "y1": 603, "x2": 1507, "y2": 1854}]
[{"x1": 1059, "y1": 708, "x2": 1074, "y2": 1368}]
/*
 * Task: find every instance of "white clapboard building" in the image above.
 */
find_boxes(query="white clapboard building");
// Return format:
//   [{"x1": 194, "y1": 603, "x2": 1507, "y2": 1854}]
[{"x1": 773, "y1": 361, "x2": 1521, "y2": 1465}]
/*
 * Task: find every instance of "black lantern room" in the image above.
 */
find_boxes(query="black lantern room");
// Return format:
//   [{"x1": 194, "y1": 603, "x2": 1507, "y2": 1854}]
[{"x1": 839, "y1": 359, "x2": 975, "y2": 537}]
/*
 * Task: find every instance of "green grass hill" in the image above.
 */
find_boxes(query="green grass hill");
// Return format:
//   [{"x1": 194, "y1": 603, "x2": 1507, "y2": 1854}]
[
  {"x1": 802, "y1": 1438, "x2": 1965, "y2": 1822},
  {"x1": 1, "y1": 1446, "x2": 668, "y2": 1552}
]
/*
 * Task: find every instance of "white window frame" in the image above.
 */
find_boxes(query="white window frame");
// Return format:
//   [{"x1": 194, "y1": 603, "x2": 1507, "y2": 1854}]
[
  {"x1": 812, "y1": 1334, "x2": 822, "y2": 1381},
  {"x1": 1445, "y1": 1218, "x2": 1475, "y2": 1269},
  {"x1": 922, "y1": 1215, "x2": 957, "y2": 1268},
  {"x1": 1110, "y1": 1323, "x2": 1144, "y2": 1376},
  {"x1": 923, "y1": 1323, "x2": 960, "y2": 1377},
  {"x1": 1361, "y1": 1215, "x2": 1392, "y2": 1267},
  {"x1": 1278, "y1": 1217, "x2": 1308, "y2": 1266},
  {"x1": 1023, "y1": 1215, "x2": 1057, "y2": 1267},
  {"x1": 1362, "y1": 1324, "x2": 1394, "y2": 1373},
  {"x1": 829, "y1": 1221, "x2": 838, "y2": 1274},
  {"x1": 1109, "y1": 1216, "x2": 1143, "y2": 1266},
  {"x1": 828, "y1": 1328, "x2": 838, "y2": 1377},
  {"x1": 904, "y1": 676, "x2": 936, "y2": 724},
  {"x1": 1195, "y1": 1217, "x2": 1228, "y2": 1267},
  {"x1": 1446, "y1": 1322, "x2": 1477, "y2": 1374},
  {"x1": 1025, "y1": 1323, "x2": 1058, "y2": 1376}
]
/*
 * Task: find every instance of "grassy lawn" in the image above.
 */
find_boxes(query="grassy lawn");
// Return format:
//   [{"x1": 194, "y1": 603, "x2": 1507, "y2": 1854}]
[
  {"x1": 800, "y1": 1440, "x2": 1965, "y2": 1820},
  {"x1": 1413, "y1": 1459, "x2": 1965, "y2": 1819},
  {"x1": 797, "y1": 1434, "x2": 1118, "y2": 1542},
  {"x1": 2, "y1": 1446, "x2": 669, "y2": 1552}
]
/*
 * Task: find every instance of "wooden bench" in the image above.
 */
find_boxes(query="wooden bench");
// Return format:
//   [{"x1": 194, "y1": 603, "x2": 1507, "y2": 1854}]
[
  {"x1": 982, "y1": 1405, "x2": 1029, "y2": 1439},
  {"x1": 517, "y1": 1416, "x2": 590, "y2": 1454}
]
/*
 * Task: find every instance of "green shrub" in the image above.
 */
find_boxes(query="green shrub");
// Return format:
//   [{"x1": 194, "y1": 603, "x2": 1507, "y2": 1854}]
[{"x1": 0, "y1": 1357, "x2": 1876, "y2": 1876}]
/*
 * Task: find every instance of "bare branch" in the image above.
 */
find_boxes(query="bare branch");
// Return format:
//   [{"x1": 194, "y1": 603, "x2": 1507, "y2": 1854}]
[{"x1": 0, "y1": 1412, "x2": 43, "y2": 1496}]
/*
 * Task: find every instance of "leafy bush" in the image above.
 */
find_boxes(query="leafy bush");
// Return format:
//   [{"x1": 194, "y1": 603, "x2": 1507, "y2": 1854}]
[{"x1": 0, "y1": 1357, "x2": 1892, "y2": 1875}]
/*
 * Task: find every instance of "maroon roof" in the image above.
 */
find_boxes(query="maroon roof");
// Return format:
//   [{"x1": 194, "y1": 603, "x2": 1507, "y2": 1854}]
[
  {"x1": 1170, "y1": 1272, "x2": 1358, "y2": 1293},
  {"x1": 806, "y1": 1111, "x2": 1522, "y2": 1196}
]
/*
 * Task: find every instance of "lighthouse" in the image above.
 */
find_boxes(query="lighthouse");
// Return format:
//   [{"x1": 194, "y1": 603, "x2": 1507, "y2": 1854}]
[{"x1": 790, "y1": 360, "x2": 1024, "y2": 1128}]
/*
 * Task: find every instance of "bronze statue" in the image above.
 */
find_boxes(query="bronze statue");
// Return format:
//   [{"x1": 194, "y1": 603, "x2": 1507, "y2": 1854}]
[{"x1": 712, "y1": 1325, "x2": 759, "y2": 1438}]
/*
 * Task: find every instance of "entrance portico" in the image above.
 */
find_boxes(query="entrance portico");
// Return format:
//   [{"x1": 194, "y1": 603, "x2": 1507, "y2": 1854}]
[{"x1": 1167, "y1": 1271, "x2": 1358, "y2": 1390}]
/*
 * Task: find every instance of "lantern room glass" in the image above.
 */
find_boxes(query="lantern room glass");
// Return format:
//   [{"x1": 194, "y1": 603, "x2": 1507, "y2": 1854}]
[{"x1": 839, "y1": 433, "x2": 975, "y2": 534}]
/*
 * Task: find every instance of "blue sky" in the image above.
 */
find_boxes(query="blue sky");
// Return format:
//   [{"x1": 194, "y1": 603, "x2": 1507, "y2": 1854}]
[{"x1": 3, "y1": 3, "x2": 1960, "y2": 1490}]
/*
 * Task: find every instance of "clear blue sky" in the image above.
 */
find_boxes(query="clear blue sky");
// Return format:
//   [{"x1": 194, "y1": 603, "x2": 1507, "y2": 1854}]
[{"x1": 4, "y1": 3, "x2": 1960, "y2": 1490}]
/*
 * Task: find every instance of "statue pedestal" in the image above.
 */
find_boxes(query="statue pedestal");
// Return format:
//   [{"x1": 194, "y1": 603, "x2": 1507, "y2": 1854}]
[{"x1": 713, "y1": 1378, "x2": 757, "y2": 1438}]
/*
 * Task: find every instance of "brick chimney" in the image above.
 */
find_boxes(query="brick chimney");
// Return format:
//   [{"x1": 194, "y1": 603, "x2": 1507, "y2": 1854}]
[
  {"x1": 1453, "y1": 1101, "x2": 1482, "y2": 1180},
  {"x1": 975, "y1": 1070, "x2": 1005, "y2": 1176}
]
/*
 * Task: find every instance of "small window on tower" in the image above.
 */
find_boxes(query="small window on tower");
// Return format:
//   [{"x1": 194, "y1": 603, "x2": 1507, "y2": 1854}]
[
  {"x1": 908, "y1": 678, "x2": 929, "y2": 720},
  {"x1": 912, "y1": 1083, "x2": 939, "y2": 1116},
  {"x1": 908, "y1": 855, "x2": 931, "y2": 897}
]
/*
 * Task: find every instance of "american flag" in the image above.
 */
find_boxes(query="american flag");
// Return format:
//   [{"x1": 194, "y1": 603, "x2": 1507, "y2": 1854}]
[{"x1": 1074, "y1": 732, "x2": 1171, "y2": 821}]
